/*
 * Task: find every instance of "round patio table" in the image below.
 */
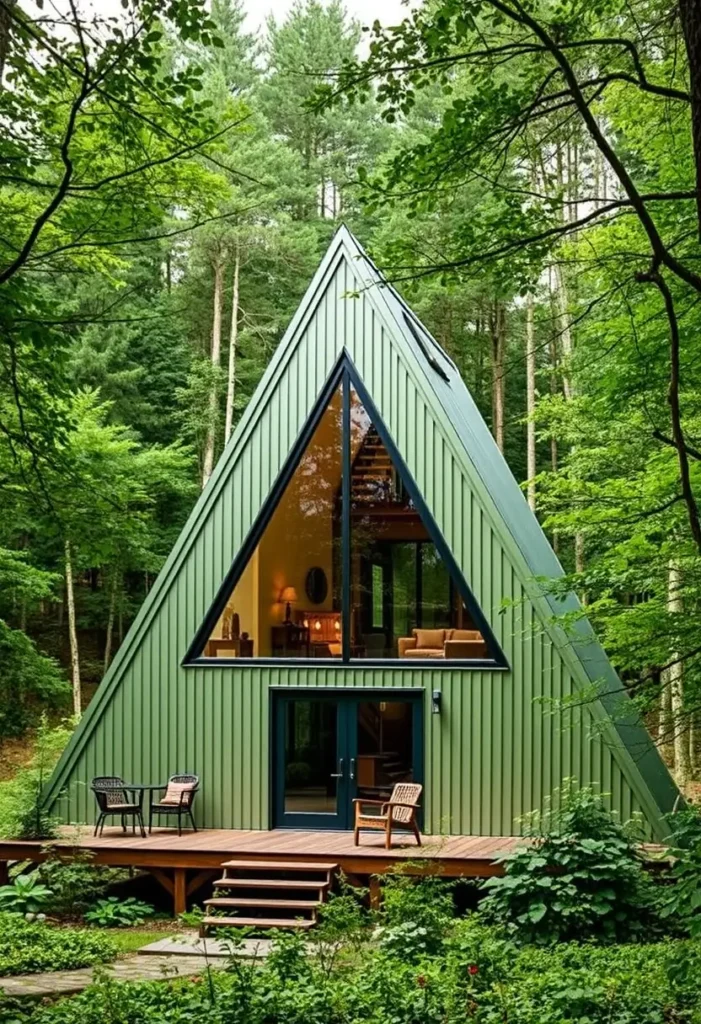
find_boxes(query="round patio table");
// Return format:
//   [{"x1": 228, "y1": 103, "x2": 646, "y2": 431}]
[{"x1": 122, "y1": 784, "x2": 168, "y2": 834}]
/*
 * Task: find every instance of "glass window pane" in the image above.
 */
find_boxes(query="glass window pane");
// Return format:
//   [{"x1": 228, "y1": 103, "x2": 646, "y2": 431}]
[
  {"x1": 349, "y1": 386, "x2": 487, "y2": 660},
  {"x1": 356, "y1": 700, "x2": 414, "y2": 810},
  {"x1": 284, "y1": 701, "x2": 338, "y2": 814},
  {"x1": 202, "y1": 386, "x2": 343, "y2": 659}
]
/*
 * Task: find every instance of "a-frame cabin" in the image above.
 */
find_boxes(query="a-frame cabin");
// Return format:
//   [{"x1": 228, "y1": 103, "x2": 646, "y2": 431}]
[{"x1": 43, "y1": 225, "x2": 678, "y2": 843}]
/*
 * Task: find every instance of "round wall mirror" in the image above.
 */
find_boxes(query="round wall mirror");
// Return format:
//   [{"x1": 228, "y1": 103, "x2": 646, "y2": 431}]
[{"x1": 305, "y1": 567, "x2": 328, "y2": 605}]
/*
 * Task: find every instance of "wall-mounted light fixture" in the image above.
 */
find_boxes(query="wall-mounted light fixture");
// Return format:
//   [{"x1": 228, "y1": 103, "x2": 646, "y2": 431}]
[{"x1": 432, "y1": 689, "x2": 442, "y2": 715}]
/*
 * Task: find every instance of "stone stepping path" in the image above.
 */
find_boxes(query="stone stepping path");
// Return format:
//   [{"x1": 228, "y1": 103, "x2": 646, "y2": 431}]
[
  {"x1": 0, "y1": 954, "x2": 223, "y2": 998},
  {"x1": 138, "y1": 936, "x2": 272, "y2": 959},
  {"x1": 0, "y1": 932, "x2": 276, "y2": 998}
]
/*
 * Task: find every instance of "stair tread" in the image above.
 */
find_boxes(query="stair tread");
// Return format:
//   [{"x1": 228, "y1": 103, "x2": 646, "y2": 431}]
[
  {"x1": 214, "y1": 878, "x2": 329, "y2": 890},
  {"x1": 205, "y1": 897, "x2": 320, "y2": 910},
  {"x1": 202, "y1": 916, "x2": 315, "y2": 929},
  {"x1": 220, "y1": 860, "x2": 338, "y2": 871}
]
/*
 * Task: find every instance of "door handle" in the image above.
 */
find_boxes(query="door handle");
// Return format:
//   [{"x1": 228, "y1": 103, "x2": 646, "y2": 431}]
[
  {"x1": 330, "y1": 758, "x2": 344, "y2": 779},
  {"x1": 350, "y1": 758, "x2": 356, "y2": 780}
]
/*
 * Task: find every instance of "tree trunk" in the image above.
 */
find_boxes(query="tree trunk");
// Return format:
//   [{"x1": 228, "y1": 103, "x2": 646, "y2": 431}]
[
  {"x1": 202, "y1": 257, "x2": 225, "y2": 488},
  {"x1": 690, "y1": 713, "x2": 696, "y2": 778},
  {"x1": 224, "y1": 246, "x2": 240, "y2": 445},
  {"x1": 575, "y1": 533, "x2": 585, "y2": 575},
  {"x1": 104, "y1": 569, "x2": 119, "y2": 674},
  {"x1": 526, "y1": 291, "x2": 537, "y2": 511},
  {"x1": 65, "y1": 539, "x2": 81, "y2": 719},
  {"x1": 554, "y1": 264, "x2": 575, "y2": 401},
  {"x1": 679, "y1": 0, "x2": 701, "y2": 238},
  {"x1": 659, "y1": 668, "x2": 674, "y2": 763},
  {"x1": 548, "y1": 273, "x2": 560, "y2": 554},
  {"x1": 490, "y1": 301, "x2": 506, "y2": 452},
  {"x1": 667, "y1": 559, "x2": 691, "y2": 786}
]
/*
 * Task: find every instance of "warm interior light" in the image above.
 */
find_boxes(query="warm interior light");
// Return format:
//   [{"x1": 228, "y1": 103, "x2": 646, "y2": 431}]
[
  {"x1": 280, "y1": 586, "x2": 298, "y2": 625},
  {"x1": 380, "y1": 702, "x2": 387, "y2": 713},
  {"x1": 303, "y1": 618, "x2": 309, "y2": 628},
  {"x1": 314, "y1": 619, "x2": 321, "y2": 631},
  {"x1": 334, "y1": 619, "x2": 340, "y2": 632}
]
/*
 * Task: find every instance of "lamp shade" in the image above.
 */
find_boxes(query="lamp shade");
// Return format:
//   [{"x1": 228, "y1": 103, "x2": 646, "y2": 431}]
[{"x1": 280, "y1": 586, "x2": 298, "y2": 603}]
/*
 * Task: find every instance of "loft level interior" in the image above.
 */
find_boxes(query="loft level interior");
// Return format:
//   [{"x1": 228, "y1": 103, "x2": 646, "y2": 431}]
[{"x1": 203, "y1": 382, "x2": 488, "y2": 662}]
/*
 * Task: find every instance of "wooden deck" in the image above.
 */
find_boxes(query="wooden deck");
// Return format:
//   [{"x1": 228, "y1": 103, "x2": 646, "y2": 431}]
[{"x1": 0, "y1": 827, "x2": 521, "y2": 914}]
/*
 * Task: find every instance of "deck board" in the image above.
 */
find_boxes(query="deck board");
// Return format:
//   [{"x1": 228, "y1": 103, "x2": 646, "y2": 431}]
[{"x1": 0, "y1": 826, "x2": 521, "y2": 878}]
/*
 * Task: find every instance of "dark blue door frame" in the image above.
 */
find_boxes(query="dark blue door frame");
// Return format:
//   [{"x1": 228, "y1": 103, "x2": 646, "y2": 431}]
[{"x1": 272, "y1": 690, "x2": 424, "y2": 831}]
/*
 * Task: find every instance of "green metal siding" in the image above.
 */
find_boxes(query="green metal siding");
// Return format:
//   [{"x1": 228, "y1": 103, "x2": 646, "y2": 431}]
[{"x1": 46, "y1": 233, "x2": 671, "y2": 839}]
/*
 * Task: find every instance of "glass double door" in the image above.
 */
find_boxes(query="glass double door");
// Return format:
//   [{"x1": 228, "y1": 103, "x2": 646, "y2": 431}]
[{"x1": 273, "y1": 693, "x2": 422, "y2": 829}]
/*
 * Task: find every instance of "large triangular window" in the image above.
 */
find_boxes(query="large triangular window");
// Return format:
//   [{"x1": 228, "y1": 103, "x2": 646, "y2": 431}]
[{"x1": 186, "y1": 358, "x2": 505, "y2": 666}]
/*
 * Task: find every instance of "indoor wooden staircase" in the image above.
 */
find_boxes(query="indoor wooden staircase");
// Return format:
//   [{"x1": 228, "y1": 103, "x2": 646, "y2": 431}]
[
  {"x1": 351, "y1": 429, "x2": 396, "y2": 505},
  {"x1": 201, "y1": 859, "x2": 338, "y2": 933}
]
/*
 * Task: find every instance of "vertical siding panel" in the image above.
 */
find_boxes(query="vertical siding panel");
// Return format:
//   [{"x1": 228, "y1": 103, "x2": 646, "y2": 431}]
[
  {"x1": 527, "y1": 593, "x2": 539, "y2": 824},
  {"x1": 55, "y1": 253, "x2": 666, "y2": 845}
]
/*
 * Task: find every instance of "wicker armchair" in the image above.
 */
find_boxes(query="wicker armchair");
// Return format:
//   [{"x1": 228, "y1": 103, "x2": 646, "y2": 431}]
[
  {"x1": 91, "y1": 776, "x2": 146, "y2": 837},
  {"x1": 353, "y1": 782, "x2": 422, "y2": 849},
  {"x1": 148, "y1": 774, "x2": 199, "y2": 836}
]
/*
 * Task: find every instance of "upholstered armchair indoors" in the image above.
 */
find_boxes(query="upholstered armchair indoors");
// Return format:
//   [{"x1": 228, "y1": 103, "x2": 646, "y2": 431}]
[{"x1": 398, "y1": 628, "x2": 488, "y2": 659}]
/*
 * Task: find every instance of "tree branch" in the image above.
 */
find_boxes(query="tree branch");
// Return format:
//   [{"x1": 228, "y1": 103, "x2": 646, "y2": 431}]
[
  {"x1": 637, "y1": 264, "x2": 701, "y2": 553},
  {"x1": 486, "y1": 0, "x2": 701, "y2": 295},
  {"x1": 0, "y1": 67, "x2": 91, "y2": 284}
]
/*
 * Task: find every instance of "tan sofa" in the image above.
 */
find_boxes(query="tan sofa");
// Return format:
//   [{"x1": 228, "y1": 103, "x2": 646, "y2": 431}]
[{"x1": 398, "y1": 628, "x2": 488, "y2": 659}]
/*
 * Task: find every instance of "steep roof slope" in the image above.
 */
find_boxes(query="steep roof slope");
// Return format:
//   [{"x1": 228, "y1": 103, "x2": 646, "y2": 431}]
[
  {"x1": 42, "y1": 224, "x2": 679, "y2": 834},
  {"x1": 334, "y1": 227, "x2": 679, "y2": 821}
]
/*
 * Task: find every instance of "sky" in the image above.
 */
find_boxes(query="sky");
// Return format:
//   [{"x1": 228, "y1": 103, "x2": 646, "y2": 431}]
[
  {"x1": 241, "y1": 0, "x2": 411, "y2": 34},
  {"x1": 22, "y1": 0, "x2": 412, "y2": 44}
]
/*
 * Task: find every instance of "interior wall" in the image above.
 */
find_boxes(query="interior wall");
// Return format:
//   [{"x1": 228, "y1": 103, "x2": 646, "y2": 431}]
[{"x1": 212, "y1": 551, "x2": 259, "y2": 645}]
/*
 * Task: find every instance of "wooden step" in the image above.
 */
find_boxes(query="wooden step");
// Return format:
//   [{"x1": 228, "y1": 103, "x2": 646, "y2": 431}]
[
  {"x1": 214, "y1": 878, "x2": 329, "y2": 891},
  {"x1": 204, "y1": 897, "x2": 319, "y2": 910},
  {"x1": 201, "y1": 858, "x2": 338, "y2": 935},
  {"x1": 219, "y1": 860, "x2": 337, "y2": 872},
  {"x1": 201, "y1": 916, "x2": 315, "y2": 930}
]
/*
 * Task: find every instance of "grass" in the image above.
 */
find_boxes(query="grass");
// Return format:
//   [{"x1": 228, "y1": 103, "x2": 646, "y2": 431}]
[{"x1": 103, "y1": 927, "x2": 181, "y2": 956}]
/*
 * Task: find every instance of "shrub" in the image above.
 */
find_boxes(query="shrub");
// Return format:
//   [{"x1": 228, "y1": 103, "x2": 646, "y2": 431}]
[
  {"x1": 377, "y1": 871, "x2": 454, "y2": 952},
  {"x1": 84, "y1": 897, "x2": 156, "y2": 927},
  {"x1": 35, "y1": 848, "x2": 131, "y2": 919},
  {"x1": 0, "y1": 614, "x2": 68, "y2": 741},
  {"x1": 658, "y1": 807, "x2": 701, "y2": 937},
  {"x1": 5, "y1": 926, "x2": 701, "y2": 1024},
  {"x1": 314, "y1": 873, "x2": 368, "y2": 949},
  {"x1": 480, "y1": 780, "x2": 657, "y2": 944},
  {"x1": 0, "y1": 717, "x2": 72, "y2": 840},
  {"x1": 0, "y1": 913, "x2": 116, "y2": 977},
  {"x1": 0, "y1": 873, "x2": 52, "y2": 915}
]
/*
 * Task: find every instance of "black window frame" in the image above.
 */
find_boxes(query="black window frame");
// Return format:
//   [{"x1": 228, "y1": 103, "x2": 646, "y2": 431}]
[{"x1": 183, "y1": 351, "x2": 508, "y2": 670}]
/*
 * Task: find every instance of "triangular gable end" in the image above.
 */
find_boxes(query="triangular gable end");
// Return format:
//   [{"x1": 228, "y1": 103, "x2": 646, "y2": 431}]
[
  {"x1": 41, "y1": 224, "x2": 679, "y2": 841},
  {"x1": 185, "y1": 351, "x2": 507, "y2": 667}
]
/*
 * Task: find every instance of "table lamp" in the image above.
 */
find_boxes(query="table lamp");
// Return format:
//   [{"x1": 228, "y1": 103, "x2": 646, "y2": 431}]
[{"x1": 280, "y1": 586, "x2": 298, "y2": 624}]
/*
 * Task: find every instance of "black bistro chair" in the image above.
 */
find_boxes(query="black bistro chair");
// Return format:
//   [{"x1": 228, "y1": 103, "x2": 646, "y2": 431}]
[
  {"x1": 148, "y1": 774, "x2": 199, "y2": 836},
  {"x1": 91, "y1": 776, "x2": 146, "y2": 837}
]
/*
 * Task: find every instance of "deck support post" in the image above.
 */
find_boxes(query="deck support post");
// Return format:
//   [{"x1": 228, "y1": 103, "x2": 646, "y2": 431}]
[
  {"x1": 0, "y1": 861, "x2": 7, "y2": 886},
  {"x1": 174, "y1": 868, "x2": 187, "y2": 916},
  {"x1": 368, "y1": 875, "x2": 381, "y2": 910}
]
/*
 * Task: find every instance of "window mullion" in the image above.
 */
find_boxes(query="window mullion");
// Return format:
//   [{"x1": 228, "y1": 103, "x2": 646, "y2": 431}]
[{"x1": 341, "y1": 370, "x2": 351, "y2": 662}]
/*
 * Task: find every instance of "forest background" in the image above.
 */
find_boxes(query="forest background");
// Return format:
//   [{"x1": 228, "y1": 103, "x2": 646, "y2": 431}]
[{"x1": 1, "y1": 0, "x2": 699, "y2": 793}]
